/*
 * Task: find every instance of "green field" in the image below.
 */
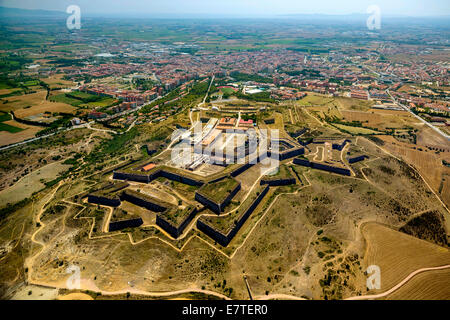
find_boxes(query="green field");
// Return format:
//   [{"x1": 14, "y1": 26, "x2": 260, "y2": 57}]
[
  {"x1": 0, "y1": 122, "x2": 24, "y2": 133},
  {"x1": 220, "y1": 87, "x2": 237, "y2": 95},
  {"x1": 51, "y1": 92, "x2": 118, "y2": 109},
  {"x1": 0, "y1": 82, "x2": 13, "y2": 90},
  {"x1": 0, "y1": 111, "x2": 22, "y2": 132},
  {"x1": 0, "y1": 112, "x2": 11, "y2": 122},
  {"x1": 67, "y1": 91, "x2": 98, "y2": 100},
  {"x1": 22, "y1": 80, "x2": 40, "y2": 87},
  {"x1": 50, "y1": 93, "x2": 84, "y2": 107},
  {"x1": 81, "y1": 97, "x2": 118, "y2": 108}
]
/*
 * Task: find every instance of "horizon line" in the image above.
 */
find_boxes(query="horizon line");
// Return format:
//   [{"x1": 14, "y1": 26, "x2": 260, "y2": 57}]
[{"x1": 1, "y1": 5, "x2": 449, "y2": 19}]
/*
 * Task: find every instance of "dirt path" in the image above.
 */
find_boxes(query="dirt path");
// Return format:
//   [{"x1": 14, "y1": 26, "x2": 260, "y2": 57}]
[
  {"x1": 102, "y1": 207, "x2": 114, "y2": 233},
  {"x1": 289, "y1": 108, "x2": 294, "y2": 124},
  {"x1": 26, "y1": 180, "x2": 65, "y2": 284},
  {"x1": 255, "y1": 294, "x2": 307, "y2": 300},
  {"x1": 26, "y1": 280, "x2": 231, "y2": 300}
]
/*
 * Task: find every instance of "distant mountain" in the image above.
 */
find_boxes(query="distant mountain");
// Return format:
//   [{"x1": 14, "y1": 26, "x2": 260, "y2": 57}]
[
  {"x1": 280, "y1": 13, "x2": 368, "y2": 19},
  {"x1": 280, "y1": 13, "x2": 450, "y2": 21},
  {"x1": 0, "y1": 6, "x2": 448, "y2": 23},
  {"x1": 0, "y1": 6, "x2": 65, "y2": 18}
]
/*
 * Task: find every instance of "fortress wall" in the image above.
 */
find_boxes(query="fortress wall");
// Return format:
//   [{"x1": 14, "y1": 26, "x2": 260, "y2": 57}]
[
  {"x1": 298, "y1": 138, "x2": 313, "y2": 146},
  {"x1": 156, "y1": 207, "x2": 198, "y2": 238},
  {"x1": 176, "y1": 207, "x2": 198, "y2": 237},
  {"x1": 293, "y1": 158, "x2": 311, "y2": 167},
  {"x1": 332, "y1": 139, "x2": 351, "y2": 151},
  {"x1": 87, "y1": 195, "x2": 121, "y2": 207},
  {"x1": 231, "y1": 163, "x2": 255, "y2": 177},
  {"x1": 156, "y1": 216, "x2": 179, "y2": 238},
  {"x1": 260, "y1": 177, "x2": 296, "y2": 186},
  {"x1": 289, "y1": 128, "x2": 307, "y2": 139},
  {"x1": 220, "y1": 183, "x2": 241, "y2": 211},
  {"x1": 225, "y1": 184, "x2": 270, "y2": 245},
  {"x1": 195, "y1": 192, "x2": 221, "y2": 214},
  {"x1": 208, "y1": 175, "x2": 229, "y2": 184},
  {"x1": 195, "y1": 182, "x2": 241, "y2": 214},
  {"x1": 275, "y1": 139, "x2": 295, "y2": 149},
  {"x1": 348, "y1": 155, "x2": 368, "y2": 164},
  {"x1": 120, "y1": 191, "x2": 168, "y2": 212},
  {"x1": 114, "y1": 169, "x2": 204, "y2": 187},
  {"x1": 294, "y1": 158, "x2": 351, "y2": 176},
  {"x1": 197, "y1": 219, "x2": 229, "y2": 247},
  {"x1": 113, "y1": 171, "x2": 150, "y2": 183},
  {"x1": 290, "y1": 168, "x2": 303, "y2": 184},
  {"x1": 160, "y1": 170, "x2": 204, "y2": 186},
  {"x1": 280, "y1": 147, "x2": 305, "y2": 161},
  {"x1": 144, "y1": 145, "x2": 157, "y2": 156},
  {"x1": 311, "y1": 162, "x2": 351, "y2": 176},
  {"x1": 109, "y1": 218, "x2": 143, "y2": 232},
  {"x1": 196, "y1": 185, "x2": 270, "y2": 247},
  {"x1": 101, "y1": 159, "x2": 137, "y2": 176}
]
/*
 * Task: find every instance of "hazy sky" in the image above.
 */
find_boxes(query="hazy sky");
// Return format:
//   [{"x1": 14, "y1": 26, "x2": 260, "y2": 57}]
[{"x1": 1, "y1": 0, "x2": 449, "y2": 17}]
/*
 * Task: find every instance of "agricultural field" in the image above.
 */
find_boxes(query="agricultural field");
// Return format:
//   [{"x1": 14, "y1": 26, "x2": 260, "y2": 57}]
[
  {"x1": 383, "y1": 268, "x2": 450, "y2": 300},
  {"x1": 0, "y1": 122, "x2": 41, "y2": 147},
  {"x1": 0, "y1": 121, "x2": 24, "y2": 133},
  {"x1": 362, "y1": 223, "x2": 450, "y2": 298},
  {"x1": 0, "y1": 79, "x2": 25, "y2": 98},
  {"x1": 0, "y1": 110, "x2": 42, "y2": 147},
  {"x1": 0, "y1": 112, "x2": 23, "y2": 133},
  {"x1": 1, "y1": 91, "x2": 76, "y2": 116},
  {"x1": 40, "y1": 74, "x2": 76, "y2": 90},
  {"x1": 50, "y1": 91, "x2": 119, "y2": 111}
]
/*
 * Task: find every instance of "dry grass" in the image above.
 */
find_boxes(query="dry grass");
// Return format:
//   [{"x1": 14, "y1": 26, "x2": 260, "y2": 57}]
[
  {"x1": 333, "y1": 123, "x2": 381, "y2": 135},
  {"x1": 416, "y1": 126, "x2": 450, "y2": 148},
  {"x1": 378, "y1": 135, "x2": 450, "y2": 206},
  {"x1": 0, "y1": 161, "x2": 71, "y2": 207}
]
